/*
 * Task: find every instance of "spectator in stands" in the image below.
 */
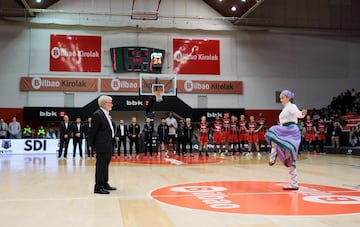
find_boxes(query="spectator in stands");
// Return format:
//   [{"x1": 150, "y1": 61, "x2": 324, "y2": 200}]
[
  {"x1": 37, "y1": 126, "x2": 46, "y2": 138},
  {"x1": 0, "y1": 118, "x2": 8, "y2": 139},
  {"x1": 46, "y1": 128, "x2": 57, "y2": 139},
  {"x1": 349, "y1": 127, "x2": 358, "y2": 147},
  {"x1": 331, "y1": 121, "x2": 342, "y2": 149},
  {"x1": 8, "y1": 116, "x2": 21, "y2": 139}
]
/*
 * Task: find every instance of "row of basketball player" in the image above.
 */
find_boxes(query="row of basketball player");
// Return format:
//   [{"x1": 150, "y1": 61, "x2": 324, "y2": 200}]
[{"x1": 114, "y1": 111, "x2": 270, "y2": 159}]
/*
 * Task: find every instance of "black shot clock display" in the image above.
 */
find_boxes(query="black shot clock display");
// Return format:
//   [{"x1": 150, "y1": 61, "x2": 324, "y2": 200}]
[{"x1": 110, "y1": 46, "x2": 165, "y2": 73}]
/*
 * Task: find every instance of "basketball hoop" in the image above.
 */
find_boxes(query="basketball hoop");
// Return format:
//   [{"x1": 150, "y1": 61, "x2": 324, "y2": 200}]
[
  {"x1": 152, "y1": 84, "x2": 164, "y2": 102},
  {"x1": 154, "y1": 90, "x2": 163, "y2": 102}
]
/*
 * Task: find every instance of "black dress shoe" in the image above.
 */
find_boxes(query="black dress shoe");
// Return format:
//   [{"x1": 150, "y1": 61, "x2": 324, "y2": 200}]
[
  {"x1": 94, "y1": 187, "x2": 110, "y2": 194},
  {"x1": 104, "y1": 184, "x2": 117, "y2": 190}
]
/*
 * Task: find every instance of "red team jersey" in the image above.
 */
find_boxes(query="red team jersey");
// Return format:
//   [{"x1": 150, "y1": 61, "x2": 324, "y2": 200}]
[
  {"x1": 247, "y1": 121, "x2": 259, "y2": 143},
  {"x1": 229, "y1": 121, "x2": 239, "y2": 143},
  {"x1": 305, "y1": 120, "x2": 315, "y2": 141},
  {"x1": 212, "y1": 121, "x2": 223, "y2": 144},
  {"x1": 199, "y1": 122, "x2": 209, "y2": 143},
  {"x1": 256, "y1": 118, "x2": 267, "y2": 141},
  {"x1": 222, "y1": 117, "x2": 230, "y2": 140},
  {"x1": 238, "y1": 120, "x2": 248, "y2": 141},
  {"x1": 316, "y1": 122, "x2": 326, "y2": 141}
]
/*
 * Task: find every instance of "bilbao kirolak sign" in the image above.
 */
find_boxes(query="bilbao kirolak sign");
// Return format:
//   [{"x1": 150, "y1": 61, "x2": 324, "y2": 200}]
[
  {"x1": 177, "y1": 80, "x2": 243, "y2": 94},
  {"x1": 173, "y1": 39, "x2": 220, "y2": 75},
  {"x1": 20, "y1": 77, "x2": 98, "y2": 92},
  {"x1": 50, "y1": 34, "x2": 102, "y2": 72}
]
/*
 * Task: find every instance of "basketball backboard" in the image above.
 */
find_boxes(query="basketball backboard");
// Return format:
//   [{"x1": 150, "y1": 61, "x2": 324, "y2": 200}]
[{"x1": 139, "y1": 74, "x2": 177, "y2": 97}]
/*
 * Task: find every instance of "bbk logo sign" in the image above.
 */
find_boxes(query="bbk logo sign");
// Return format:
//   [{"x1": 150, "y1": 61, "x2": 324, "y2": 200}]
[
  {"x1": 126, "y1": 100, "x2": 143, "y2": 106},
  {"x1": 39, "y1": 110, "x2": 66, "y2": 118},
  {"x1": 39, "y1": 111, "x2": 57, "y2": 117}
]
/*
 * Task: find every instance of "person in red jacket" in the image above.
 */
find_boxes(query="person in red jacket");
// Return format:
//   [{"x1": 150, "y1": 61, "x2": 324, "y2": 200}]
[
  {"x1": 245, "y1": 115, "x2": 262, "y2": 157},
  {"x1": 198, "y1": 116, "x2": 209, "y2": 157},
  {"x1": 314, "y1": 118, "x2": 327, "y2": 153},
  {"x1": 238, "y1": 114, "x2": 248, "y2": 153},
  {"x1": 212, "y1": 115, "x2": 224, "y2": 157},
  {"x1": 304, "y1": 115, "x2": 315, "y2": 152},
  {"x1": 222, "y1": 111, "x2": 231, "y2": 155},
  {"x1": 229, "y1": 115, "x2": 240, "y2": 156},
  {"x1": 257, "y1": 113, "x2": 268, "y2": 152}
]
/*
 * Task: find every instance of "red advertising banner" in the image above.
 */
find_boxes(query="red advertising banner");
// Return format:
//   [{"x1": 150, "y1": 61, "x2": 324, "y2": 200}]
[
  {"x1": 20, "y1": 77, "x2": 98, "y2": 92},
  {"x1": 100, "y1": 78, "x2": 139, "y2": 92},
  {"x1": 50, "y1": 34, "x2": 102, "y2": 72},
  {"x1": 173, "y1": 39, "x2": 220, "y2": 75},
  {"x1": 177, "y1": 80, "x2": 243, "y2": 94}
]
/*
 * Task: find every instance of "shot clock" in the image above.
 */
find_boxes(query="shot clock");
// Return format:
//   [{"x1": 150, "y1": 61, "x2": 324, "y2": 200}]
[{"x1": 110, "y1": 46, "x2": 165, "y2": 73}]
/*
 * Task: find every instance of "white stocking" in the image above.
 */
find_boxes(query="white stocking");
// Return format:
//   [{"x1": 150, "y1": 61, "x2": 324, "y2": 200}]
[
  {"x1": 288, "y1": 166, "x2": 298, "y2": 187},
  {"x1": 270, "y1": 142, "x2": 278, "y2": 163}
]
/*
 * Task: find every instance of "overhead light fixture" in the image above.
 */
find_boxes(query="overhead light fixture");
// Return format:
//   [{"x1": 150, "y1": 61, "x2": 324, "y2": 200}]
[
  {"x1": 241, "y1": 0, "x2": 247, "y2": 2},
  {"x1": 231, "y1": 6, "x2": 237, "y2": 11},
  {"x1": 36, "y1": 0, "x2": 42, "y2": 3}
]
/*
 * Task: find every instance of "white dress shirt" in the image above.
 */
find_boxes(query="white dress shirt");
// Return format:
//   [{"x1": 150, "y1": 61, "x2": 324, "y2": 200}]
[
  {"x1": 101, "y1": 108, "x2": 115, "y2": 138},
  {"x1": 279, "y1": 102, "x2": 305, "y2": 125}
]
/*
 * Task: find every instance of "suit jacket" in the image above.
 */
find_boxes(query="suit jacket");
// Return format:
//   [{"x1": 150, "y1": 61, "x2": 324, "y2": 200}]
[
  {"x1": 59, "y1": 121, "x2": 72, "y2": 140},
  {"x1": 88, "y1": 109, "x2": 113, "y2": 153},
  {"x1": 82, "y1": 123, "x2": 92, "y2": 138},
  {"x1": 71, "y1": 123, "x2": 84, "y2": 139},
  {"x1": 116, "y1": 124, "x2": 128, "y2": 137}
]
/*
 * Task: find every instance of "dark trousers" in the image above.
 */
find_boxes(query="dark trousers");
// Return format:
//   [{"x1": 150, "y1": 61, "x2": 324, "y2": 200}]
[
  {"x1": 177, "y1": 138, "x2": 186, "y2": 155},
  {"x1": 95, "y1": 151, "x2": 112, "y2": 188},
  {"x1": 168, "y1": 135, "x2": 177, "y2": 147},
  {"x1": 117, "y1": 136, "x2": 127, "y2": 156},
  {"x1": 58, "y1": 138, "x2": 70, "y2": 158},
  {"x1": 129, "y1": 137, "x2": 139, "y2": 155},
  {"x1": 314, "y1": 139, "x2": 324, "y2": 152},
  {"x1": 73, "y1": 138, "x2": 83, "y2": 157},
  {"x1": 184, "y1": 138, "x2": 193, "y2": 153},
  {"x1": 85, "y1": 137, "x2": 94, "y2": 157},
  {"x1": 144, "y1": 137, "x2": 153, "y2": 156}
]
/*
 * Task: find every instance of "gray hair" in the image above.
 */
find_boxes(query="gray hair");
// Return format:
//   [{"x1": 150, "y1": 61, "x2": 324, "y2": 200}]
[{"x1": 98, "y1": 95, "x2": 112, "y2": 107}]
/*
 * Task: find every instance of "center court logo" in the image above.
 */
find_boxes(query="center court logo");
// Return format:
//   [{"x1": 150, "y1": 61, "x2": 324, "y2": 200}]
[{"x1": 150, "y1": 181, "x2": 360, "y2": 215}]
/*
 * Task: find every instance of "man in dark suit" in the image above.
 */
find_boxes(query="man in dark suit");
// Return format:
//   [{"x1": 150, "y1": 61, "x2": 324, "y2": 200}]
[
  {"x1": 88, "y1": 95, "x2": 116, "y2": 194},
  {"x1": 128, "y1": 116, "x2": 141, "y2": 159},
  {"x1": 116, "y1": 119, "x2": 128, "y2": 158},
  {"x1": 72, "y1": 117, "x2": 84, "y2": 158},
  {"x1": 58, "y1": 115, "x2": 71, "y2": 159},
  {"x1": 82, "y1": 117, "x2": 93, "y2": 158}
]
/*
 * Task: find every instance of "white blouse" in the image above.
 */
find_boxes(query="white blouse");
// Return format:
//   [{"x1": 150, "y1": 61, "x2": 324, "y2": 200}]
[{"x1": 279, "y1": 102, "x2": 305, "y2": 125}]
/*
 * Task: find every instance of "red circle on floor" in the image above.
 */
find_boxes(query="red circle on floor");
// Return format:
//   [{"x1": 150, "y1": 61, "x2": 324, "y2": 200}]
[{"x1": 150, "y1": 181, "x2": 360, "y2": 215}]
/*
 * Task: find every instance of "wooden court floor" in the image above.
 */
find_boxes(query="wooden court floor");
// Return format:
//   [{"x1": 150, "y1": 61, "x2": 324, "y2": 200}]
[{"x1": 0, "y1": 151, "x2": 359, "y2": 227}]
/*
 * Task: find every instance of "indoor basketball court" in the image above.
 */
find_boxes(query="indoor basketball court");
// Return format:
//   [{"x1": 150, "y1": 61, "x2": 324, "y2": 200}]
[{"x1": 1, "y1": 0, "x2": 360, "y2": 226}]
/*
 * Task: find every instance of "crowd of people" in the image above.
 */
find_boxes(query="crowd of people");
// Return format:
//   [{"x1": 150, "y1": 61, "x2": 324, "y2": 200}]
[
  {"x1": 300, "y1": 88, "x2": 360, "y2": 150},
  {"x1": 0, "y1": 116, "x2": 57, "y2": 140}
]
